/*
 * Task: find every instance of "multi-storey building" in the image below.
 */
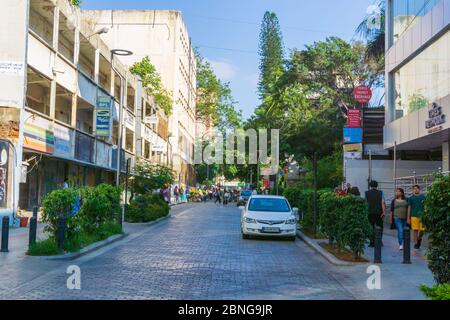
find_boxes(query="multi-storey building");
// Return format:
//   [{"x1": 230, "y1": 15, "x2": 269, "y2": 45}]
[
  {"x1": 384, "y1": 0, "x2": 450, "y2": 173},
  {"x1": 83, "y1": 10, "x2": 197, "y2": 187},
  {"x1": 0, "y1": 0, "x2": 170, "y2": 219}
]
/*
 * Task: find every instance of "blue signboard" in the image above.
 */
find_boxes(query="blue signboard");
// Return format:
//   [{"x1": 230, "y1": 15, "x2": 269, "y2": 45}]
[
  {"x1": 96, "y1": 97, "x2": 111, "y2": 137},
  {"x1": 343, "y1": 128, "x2": 363, "y2": 144}
]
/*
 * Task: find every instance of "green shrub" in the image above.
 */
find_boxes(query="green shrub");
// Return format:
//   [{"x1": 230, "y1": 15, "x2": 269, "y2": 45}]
[
  {"x1": 28, "y1": 238, "x2": 59, "y2": 256},
  {"x1": 422, "y1": 175, "x2": 450, "y2": 285},
  {"x1": 79, "y1": 184, "x2": 121, "y2": 233},
  {"x1": 420, "y1": 284, "x2": 450, "y2": 300},
  {"x1": 126, "y1": 193, "x2": 169, "y2": 223},
  {"x1": 283, "y1": 187, "x2": 330, "y2": 232},
  {"x1": 338, "y1": 195, "x2": 372, "y2": 259},
  {"x1": 319, "y1": 192, "x2": 341, "y2": 244},
  {"x1": 41, "y1": 188, "x2": 82, "y2": 240}
]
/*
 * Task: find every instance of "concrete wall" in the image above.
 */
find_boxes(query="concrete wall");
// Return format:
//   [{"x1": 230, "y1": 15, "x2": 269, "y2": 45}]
[
  {"x1": 83, "y1": 10, "x2": 197, "y2": 183},
  {"x1": 345, "y1": 159, "x2": 442, "y2": 199}
]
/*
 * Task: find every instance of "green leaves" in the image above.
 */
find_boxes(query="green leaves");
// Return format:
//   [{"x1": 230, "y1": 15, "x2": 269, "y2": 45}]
[
  {"x1": 422, "y1": 175, "x2": 450, "y2": 285},
  {"x1": 195, "y1": 51, "x2": 242, "y2": 130},
  {"x1": 130, "y1": 57, "x2": 173, "y2": 115},
  {"x1": 131, "y1": 161, "x2": 175, "y2": 197}
]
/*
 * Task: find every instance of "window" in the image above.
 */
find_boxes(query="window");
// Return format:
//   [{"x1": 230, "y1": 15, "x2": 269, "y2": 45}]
[
  {"x1": 390, "y1": 0, "x2": 441, "y2": 46},
  {"x1": 248, "y1": 198, "x2": 291, "y2": 213},
  {"x1": 392, "y1": 30, "x2": 450, "y2": 119}
]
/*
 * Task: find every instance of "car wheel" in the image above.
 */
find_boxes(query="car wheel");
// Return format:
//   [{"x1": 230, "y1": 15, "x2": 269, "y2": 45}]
[
  {"x1": 242, "y1": 233, "x2": 250, "y2": 240},
  {"x1": 288, "y1": 236, "x2": 296, "y2": 242}
]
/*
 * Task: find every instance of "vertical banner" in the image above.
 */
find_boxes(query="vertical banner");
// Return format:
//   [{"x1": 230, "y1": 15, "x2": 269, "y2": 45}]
[
  {"x1": 347, "y1": 109, "x2": 361, "y2": 128},
  {"x1": 0, "y1": 141, "x2": 9, "y2": 208},
  {"x1": 96, "y1": 97, "x2": 112, "y2": 137}
]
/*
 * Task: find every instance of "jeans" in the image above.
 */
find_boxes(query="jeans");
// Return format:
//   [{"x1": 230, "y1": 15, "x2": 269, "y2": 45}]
[{"x1": 394, "y1": 218, "x2": 407, "y2": 245}]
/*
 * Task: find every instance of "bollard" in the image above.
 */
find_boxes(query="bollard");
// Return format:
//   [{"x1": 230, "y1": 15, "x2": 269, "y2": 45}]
[
  {"x1": 1, "y1": 216, "x2": 10, "y2": 253},
  {"x1": 56, "y1": 216, "x2": 66, "y2": 253},
  {"x1": 403, "y1": 226, "x2": 412, "y2": 264},
  {"x1": 373, "y1": 225, "x2": 382, "y2": 264},
  {"x1": 29, "y1": 216, "x2": 37, "y2": 248}
]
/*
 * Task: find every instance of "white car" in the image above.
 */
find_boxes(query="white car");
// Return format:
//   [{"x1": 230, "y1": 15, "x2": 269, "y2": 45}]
[{"x1": 240, "y1": 195, "x2": 299, "y2": 241}]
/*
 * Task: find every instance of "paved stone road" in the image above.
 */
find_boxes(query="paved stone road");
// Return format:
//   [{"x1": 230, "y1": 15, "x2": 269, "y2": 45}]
[{"x1": 0, "y1": 202, "x2": 363, "y2": 300}]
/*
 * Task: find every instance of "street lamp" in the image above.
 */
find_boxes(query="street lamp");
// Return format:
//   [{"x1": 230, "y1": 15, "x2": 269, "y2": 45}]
[{"x1": 111, "y1": 48, "x2": 133, "y2": 187}]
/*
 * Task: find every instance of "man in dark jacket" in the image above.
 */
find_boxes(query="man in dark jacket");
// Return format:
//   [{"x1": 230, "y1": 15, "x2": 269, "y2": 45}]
[{"x1": 365, "y1": 180, "x2": 386, "y2": 247}]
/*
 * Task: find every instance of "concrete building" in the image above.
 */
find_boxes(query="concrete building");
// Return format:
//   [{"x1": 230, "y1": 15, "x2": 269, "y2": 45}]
[
  {"x1": 82, "y1": 10, "x2": 197, "y2": 187},
  {"x1": 384, "y1": 0, "x2": 450, "y2": 174},
  {"x1": 0, "y1": 0, "x2": 170, "y2": 220}
]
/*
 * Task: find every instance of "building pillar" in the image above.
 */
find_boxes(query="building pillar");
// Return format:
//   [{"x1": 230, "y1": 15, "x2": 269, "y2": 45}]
[
  {"x1": 443, "y1": 141, "x2": 450, "y2": 173},
  {"x1": 52, "y1": 6, "x2": 60, "y2": 50}
]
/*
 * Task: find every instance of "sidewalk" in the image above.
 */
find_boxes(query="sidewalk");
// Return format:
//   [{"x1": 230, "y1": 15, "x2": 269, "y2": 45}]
[
  {"x1": 0, "y1": 203, "x2": 197, "y2": 295},
  {"x1": 333, "y1": 225, "x2": 435, "y2": 300}
]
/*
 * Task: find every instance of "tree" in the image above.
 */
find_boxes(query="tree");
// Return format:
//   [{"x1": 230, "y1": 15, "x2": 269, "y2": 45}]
[
  {"x1": 130, "y1": 161, "x2": 174, "y2": 200},
  {"x1": 258, "y1": 11, "x2": 285, "y2": 99},
  {"x1": 130, "y1": 57, "x2": 173, "y2": 115},
  {"x1": 70, "y1": 0, "x2": 82, "y2": 7},
  {"x1": 356, "y1": 0, "x2": 385, "y2": 61},
  {"x1": 195, "y1": 51, "x2": 243, "y2": 131}
]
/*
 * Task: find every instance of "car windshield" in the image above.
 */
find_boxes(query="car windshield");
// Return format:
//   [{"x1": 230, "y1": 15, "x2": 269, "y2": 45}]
[
  {"x1": 248, "y1": 198, "x2": 291, "y2": 212},
  {"x1": 241, "y1": 191, "x2": 252, "y2": 197}
]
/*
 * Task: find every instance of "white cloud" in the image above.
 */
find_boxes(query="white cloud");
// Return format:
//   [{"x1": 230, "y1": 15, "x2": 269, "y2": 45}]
[{"x1": 207, "y1": 58, "x2": 237, "y2": 81}]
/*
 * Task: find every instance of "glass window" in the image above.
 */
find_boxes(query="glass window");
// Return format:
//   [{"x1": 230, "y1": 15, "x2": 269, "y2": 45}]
[
  {"x1": 391, "y1": 0, "x2": 441, "y2": 45},
  {"x1": 248, "y1": 198, "x2": 291, "y2": 213},
  {"x1": 393, "y1": 31, "x2": 450, "y2": 119}
]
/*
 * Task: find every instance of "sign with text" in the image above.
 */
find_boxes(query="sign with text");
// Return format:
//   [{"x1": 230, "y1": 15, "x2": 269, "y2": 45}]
[
  {"x1": 353, "y1": 86, "x2": 372, "y2": 104},
  {"x1": 343, "y1": 128, "x2": 363, "y2": 144},
  {"x1": 0, "y1": 141, "x2": 9, "y2": 208},
  {"x1": 343, "y1": 143, "x2": 362, "y2": 153},
  {"x1": 426, "y1": 102, "x2": 446, "y2": 134},
  {"x1": 347, "y1": 109, "x2": 361, "y2": 128},
  {"x1": 96, "y1": 97, "x2": 111, "y2": 137}
]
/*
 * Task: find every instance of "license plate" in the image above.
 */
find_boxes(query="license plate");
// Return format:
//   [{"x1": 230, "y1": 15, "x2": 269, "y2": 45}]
[{"x1": 262, "y1": 227, "x2": 280, "y2": 233}]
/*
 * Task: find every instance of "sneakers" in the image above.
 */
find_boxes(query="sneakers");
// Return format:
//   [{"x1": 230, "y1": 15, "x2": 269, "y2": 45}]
[
  {"x1": 417, "y1": 238, "x2": 422, "y2": 249},
  {"x1": 399, "y1": 245, "x2": 404, "y2": 251}
]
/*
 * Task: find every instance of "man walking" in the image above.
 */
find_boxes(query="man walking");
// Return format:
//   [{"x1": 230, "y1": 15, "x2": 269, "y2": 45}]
[
  {"x1": 407, "y1": 185, "x2": 426, "y2": 249},
  {"x1": 365, "y1": 180, "x2": 386, "y2": 247}
]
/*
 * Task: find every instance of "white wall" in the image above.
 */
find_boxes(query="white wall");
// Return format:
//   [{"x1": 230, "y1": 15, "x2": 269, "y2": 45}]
[{"x1": 345, "y1": 159, "x2": 442, "y2": 199}]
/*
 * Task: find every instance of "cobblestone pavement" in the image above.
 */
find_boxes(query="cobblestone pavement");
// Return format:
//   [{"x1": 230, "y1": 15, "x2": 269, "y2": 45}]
[{"x1": 2, "y1": 202, "x2": 430, "y2": 300}]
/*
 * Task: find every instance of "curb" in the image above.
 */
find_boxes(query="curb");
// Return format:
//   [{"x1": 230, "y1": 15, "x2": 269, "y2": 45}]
[
  {"x1": 44, "y1": 214, "x2": 173, "y2": 261},
  {"x1": 45, "y1": 233, "x2": 128, "y2": 261},
  {"x1": 296, "y1": 229, "x2": 361, "y2": 266}
]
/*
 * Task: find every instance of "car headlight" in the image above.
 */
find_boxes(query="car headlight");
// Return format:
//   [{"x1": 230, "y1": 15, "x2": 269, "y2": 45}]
[
  {"x1": 244, "y1": 217, "x2": 257, "y2": 224},
  {"x1": 286, "y1": 218, "x2": 297, "y2": 225}
]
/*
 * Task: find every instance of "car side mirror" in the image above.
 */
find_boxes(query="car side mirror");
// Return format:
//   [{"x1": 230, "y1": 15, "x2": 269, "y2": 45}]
[
  {"x1": 293, "y1": 208, "x2": 300, "y2": 221},
  {"x1": 239, "y1": 206, "x2": 245, "y2": 211}
]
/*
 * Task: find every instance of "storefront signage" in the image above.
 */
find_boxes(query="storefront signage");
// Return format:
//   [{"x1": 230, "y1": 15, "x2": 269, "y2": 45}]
[
  {"x1": 353, "y1": 86, "x2": 372, "y2": 104},
  {"x1": 124, "y1": 111, "x2": 135, "y2": 130},
  {"x1": 343, "y1": 143, "x2": 362, "y2": 153},
  {"x1": 343, "y1": 128, "x2": 363, "y2": 144},
  {"x1": 347, "y1": 109, "x2": 361, "y2": 128},
  {"x1": 151, "y1": 144, "x2": 165, "y2": 153},
  {"x1": 96, "y1": 97, "x2": 111, "y2": 137},
  {"x1": 425, "y1": 102, "x2": 446, "y2": 134},
  {"x1": 144, "y1": 115, "x2": 158, "y2": 125},
  {"x1": 0, "y1": 141, "x2": 8, "y2": 208},
  {"x1": 54, "y1": 123, "x2": 73, "y2": 159},
  {"x1": 23, "y1": 112, "x2": 54, "y2": 154}
]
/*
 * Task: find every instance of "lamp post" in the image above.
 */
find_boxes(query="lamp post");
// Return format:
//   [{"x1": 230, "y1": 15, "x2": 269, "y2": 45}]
[{"x1": 111, "y1": 49, "x2": 133, "y2": 187}]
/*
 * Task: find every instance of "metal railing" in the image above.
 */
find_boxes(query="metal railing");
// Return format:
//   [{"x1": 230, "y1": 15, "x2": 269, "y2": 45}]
[{"x1": 394, "y1": 170, "x2": 449, "y2": 196}]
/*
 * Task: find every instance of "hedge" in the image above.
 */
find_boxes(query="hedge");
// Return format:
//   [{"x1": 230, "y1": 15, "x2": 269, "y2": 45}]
[
  {"x1": 422, "y1": 174, "x2": 450, "y2": 285},
  {"x1": 38, "y1": 184, "x2": 122, "y2": 254},
  {"x1": 284, "y1": 186, "x2": 372, "y2": 259},
  {"x1": 126, "y1": 193, "x2": 170, "y2": 223}
]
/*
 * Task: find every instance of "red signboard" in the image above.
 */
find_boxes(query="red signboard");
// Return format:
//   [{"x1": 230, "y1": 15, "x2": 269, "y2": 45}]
[
  {"x1": 353, "y1": 86, "x2": 372, "y2": 104},
  {"x1": 347, "y1": 109, "x2": 361, "y2": 128}
]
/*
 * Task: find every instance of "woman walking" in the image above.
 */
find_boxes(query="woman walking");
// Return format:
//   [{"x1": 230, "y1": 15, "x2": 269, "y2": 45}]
[{"x1": 390, "y1": 188, "x2": 409, "y2": 250}]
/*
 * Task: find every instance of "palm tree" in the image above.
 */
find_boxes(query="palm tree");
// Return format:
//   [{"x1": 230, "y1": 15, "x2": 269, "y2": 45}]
[{"x1": 356, "y1": 0, "x2": 385, "y2": 60}]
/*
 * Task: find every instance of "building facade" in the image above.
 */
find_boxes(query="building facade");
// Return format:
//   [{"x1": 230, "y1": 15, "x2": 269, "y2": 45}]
[
  {"x1": 384, "y1": 0, "x2": 450, "y2": 172},
  {"x1": 0, "y1": 0, "x2": 170, "y2": 218},
  {"x1": 83, "y1": 10, "x2": 197, "y2": 187}
]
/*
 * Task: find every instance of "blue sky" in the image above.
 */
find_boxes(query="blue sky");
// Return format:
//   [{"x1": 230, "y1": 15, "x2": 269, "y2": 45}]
[{"x1": 82, "y1": 0, "x2": 377, "y2": 120}]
